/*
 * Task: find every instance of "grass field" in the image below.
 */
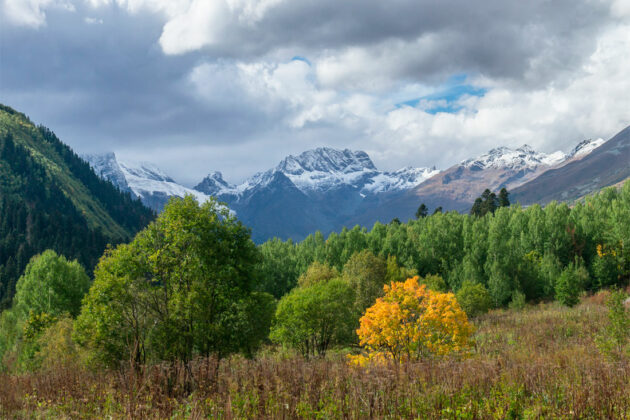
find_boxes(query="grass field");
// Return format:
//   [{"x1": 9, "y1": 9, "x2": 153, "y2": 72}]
[{"x1": 1, "y1": 295, "x2": 629, "y2": 419}]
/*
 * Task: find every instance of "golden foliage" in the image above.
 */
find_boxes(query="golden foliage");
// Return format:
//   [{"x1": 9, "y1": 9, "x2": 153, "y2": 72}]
[{"x1": 349, "y1": 276, "x2": 473, "y2": 366}]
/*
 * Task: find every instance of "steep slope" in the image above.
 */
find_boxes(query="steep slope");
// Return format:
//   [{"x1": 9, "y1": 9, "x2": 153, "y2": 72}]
[
  {"x1": 0, "y1": 104, "x2": 154, "y2": 308},
  {"x1": 511, "y1": 127, "x2": 630, "y2": 205},
  {"x1": 84, "y1": 153, "x2": 210, "y2": 211},
  {"x1": 347, "y1": 144, "x2": 570, "y2": 225}
]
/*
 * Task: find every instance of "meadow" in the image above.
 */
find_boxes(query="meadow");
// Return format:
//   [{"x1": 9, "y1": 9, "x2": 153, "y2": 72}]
[{"x1": 2, "y1": 294, "x2": 628, "y2": 419}]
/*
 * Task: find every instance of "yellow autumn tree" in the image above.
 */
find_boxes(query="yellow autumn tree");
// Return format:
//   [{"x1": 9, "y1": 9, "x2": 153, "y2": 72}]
[{"x1": 349, "y1": 276, "x2": 473, "y2": 366}]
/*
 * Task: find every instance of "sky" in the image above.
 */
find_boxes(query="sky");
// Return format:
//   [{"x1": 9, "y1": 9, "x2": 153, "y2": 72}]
[{"x1": 1, "y1": 0, "x2": 629, "y2": 185}]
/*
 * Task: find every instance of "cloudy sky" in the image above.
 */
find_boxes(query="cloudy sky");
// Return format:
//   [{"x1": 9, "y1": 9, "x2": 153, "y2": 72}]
[{"x1": 1, "y1": 0, "x2": 629, "y2": 185}]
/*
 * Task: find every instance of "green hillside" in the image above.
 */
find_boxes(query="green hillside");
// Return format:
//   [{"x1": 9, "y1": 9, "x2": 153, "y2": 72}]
[{"x1": 0, "y1": 104, "x2": 154, "y2": 308}]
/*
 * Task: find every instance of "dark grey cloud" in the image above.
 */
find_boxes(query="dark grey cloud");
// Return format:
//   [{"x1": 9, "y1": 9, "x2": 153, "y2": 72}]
[
  {"x1": 159, "y1": 0, "x2": 612, "y2": 87},
  {"x1": 0, "y1": 0, "x2": 628, "y2": 186}
]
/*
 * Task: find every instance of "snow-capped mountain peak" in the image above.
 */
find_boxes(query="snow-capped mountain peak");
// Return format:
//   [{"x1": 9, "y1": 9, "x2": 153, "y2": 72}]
[
  {"x1": 462, "y1": 145, "x2": 566, "y2": 170},
  {"x1": 272, "y1": 147, "x2": 434, "y2": 193},
  {"x1": 193, "y1": 147, "x2": 438, "y2": 198},
  {"x1": 194, "y1": 171, "x2": 235, "y2": 196},
  {"x1": 276, "y1": 147, "x2": 377, "y2": 176},
  {"x1": 568, "y1": 138, "x2": 605, "y2": 159},
  {"x1": 82, "y1": 152, "x2": 131, "y2": 192},
  {"x1": 84, "y1": 153, "x2": 210, "y2": 210},
  {"x1": 118, "y1": 161, "x2": 175, "y2": 183}
]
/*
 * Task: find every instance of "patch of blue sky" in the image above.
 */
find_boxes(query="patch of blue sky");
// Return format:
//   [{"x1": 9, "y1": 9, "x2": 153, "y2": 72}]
[
  {"x1": 396, "y1": 74, "x2": 487, "y2": 114},
  {"x1": 291, "y1": 56, "x2": 312, "y2": 66}
]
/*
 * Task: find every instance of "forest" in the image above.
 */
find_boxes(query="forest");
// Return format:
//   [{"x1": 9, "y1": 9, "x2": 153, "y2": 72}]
[
  {"x1": 0, "y1": 106, "x2": 154, "y2": 310},
  {"x1": 0, "y1": 180, "x2": 629, "y2": 418}
]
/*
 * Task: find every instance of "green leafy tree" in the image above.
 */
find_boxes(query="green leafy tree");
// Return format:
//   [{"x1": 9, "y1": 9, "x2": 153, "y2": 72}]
[
  {"x1": 270, "y1": 278, "x2": 355, "y2": 357},
  {"x1": 14, "y1": 250, "x2": 90, "y2": 319},
  {"x1": 455, "y1": 281, "x2": 492, "y2": 317},
  {"x1": 342, "y1": 250, "x2": 387, "y2": 314},
  {"x1": 385, "y1": 255, "x2": 417, "y2": 284},
  {"x1": 220, "y1": 292, "x2": 276, "y2": 358},
  {"x1": 297, "y1": 261, "x2": 339, "y2": 288},
  {"x1": 432, "y1": 206, "x2": 443, "y2": 215},
  {"x1": 74, "y1": 195, "x2": 263, "y2": 367},
  {"x1": 258, "y1": 238, "x2": 299, "y2": 298},
  {"x1": 419, "y1": 274, "x2": 448, "y2": 292}
]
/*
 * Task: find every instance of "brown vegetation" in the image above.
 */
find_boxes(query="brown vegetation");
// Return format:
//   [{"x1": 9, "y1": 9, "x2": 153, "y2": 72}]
[{"x1": 2, "y1": 301, "x2": 629, "y2": 419}]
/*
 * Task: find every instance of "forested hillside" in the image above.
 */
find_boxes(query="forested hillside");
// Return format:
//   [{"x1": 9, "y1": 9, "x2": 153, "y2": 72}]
[
  {"x1": 258, "y1": 182, "x2": 630, "y2": 304},
  {"x1": 0, "y1": 104, "x2": 154, "y2": 308}
]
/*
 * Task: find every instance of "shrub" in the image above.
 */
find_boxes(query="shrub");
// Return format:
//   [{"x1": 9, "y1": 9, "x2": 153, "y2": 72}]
[
  {"x1": 456, "y1": 281, "x2": 492, "y2": 317},
  {"x1": 508, "y1": 290, "x2": 526, "y2": 311},
  {"x1": 555, "y1": 264, "x2": 588, "y2": 307},
  {"x1": 270, "y1": 279, "x2": 355, "y2": 358},
  {"x1": 596, "y1": 290, "x2": 630, "y2": 359},
  {"x1": 420, "y1": 274, "x2": 448, "y2": 292}
]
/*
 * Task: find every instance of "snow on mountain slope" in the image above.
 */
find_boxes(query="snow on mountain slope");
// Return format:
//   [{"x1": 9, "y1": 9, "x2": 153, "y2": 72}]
[
  {"x1": 83, "y1": 152, "x2": 131, "y2": 192},
  {"x1": 362, "y1": 166, "x2": 440, "y2": 193},
  {"x1": 461, "y1": 145, "x2": 566, "y2": 171},
  {"x1": 195, "y1": 147, "x2": 438, "y2": 198},
  {"x1": 83, "y1": 153, "x2": 210, "y2": 210},
  {"x1": 117, "y1": 161, "x2": 209, "y2": 204},
  {"x1": 568, "y1": 138, "x2": 606, "y2": 159}
]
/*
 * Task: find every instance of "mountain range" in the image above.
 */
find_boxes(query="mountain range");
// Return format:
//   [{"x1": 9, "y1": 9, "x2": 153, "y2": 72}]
[{"x1": 84, "y1": 126, "x2": 628, "y2": 242}]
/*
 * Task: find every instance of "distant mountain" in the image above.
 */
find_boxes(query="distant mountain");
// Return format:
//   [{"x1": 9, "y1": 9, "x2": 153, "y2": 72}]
[
  {"x1": 83, "y1": 153, "x2": 210, "y2": 211},
  {"x1": 0, "y1": 104, "x2": 154, "y2": 308},
  {"x1": 85, "y1": 134, "x2": 617, "y2": 243},
  {"x1": 347, "y1": 143, "x2": 573, "y2": 225},
  {"x1": 194, "y1": 147, "x2": 438, "y2": 198},
  {"x1": 511, "y1": 127, "x2": 629, "y2": 205},
  {"x1": 194, "y1": 148, "x2": 438, "y2": 242},
  {"x1": 86, "y1": 148, "x2": 438, "y2": 242}
]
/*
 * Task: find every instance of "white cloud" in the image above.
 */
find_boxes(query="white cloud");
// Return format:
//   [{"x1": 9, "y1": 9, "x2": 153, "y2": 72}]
[
  {"x1": 3, "y1": 0, "x2": 74, "y2": 27},
  {"x1": 2, "y1": 0, "x2": 629, "y2": 182},
  {"x1": 84, "y1": 16, "x2": 102, "y2": 24}
]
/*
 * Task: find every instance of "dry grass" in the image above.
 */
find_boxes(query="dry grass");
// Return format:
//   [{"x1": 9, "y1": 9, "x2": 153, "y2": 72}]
[{"x1": 2, "y1": 301, "x2": 630, "y2": 419}]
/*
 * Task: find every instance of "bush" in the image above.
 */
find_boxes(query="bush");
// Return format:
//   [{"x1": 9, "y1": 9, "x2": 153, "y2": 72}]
[
  {"x1": 420, "y1": 274, "x2": 448, "y2": 292},
  {"x1": 35, "y1": 315, "x2": 80, "y2": 371},
  {"x1": 508, "y1": 290, "x2": 526, "y2": 311},
  {"x1": 456, "y1": 281, "x2": 492, "y2": 317},
  {"x1": 596, "y1": 290, "x2": 630, "y2": 359},
  {"x1": 270, "y1": 279, "x2": 356, "y2": 358},
  {"x1": 555, "y1": 264, "x2": 588, "y2": 307}
]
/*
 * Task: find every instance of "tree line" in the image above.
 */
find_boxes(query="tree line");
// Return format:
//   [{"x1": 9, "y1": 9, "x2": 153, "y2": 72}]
[{"x1": 0, "y1": 180, "x2": 629, "y2": 372}]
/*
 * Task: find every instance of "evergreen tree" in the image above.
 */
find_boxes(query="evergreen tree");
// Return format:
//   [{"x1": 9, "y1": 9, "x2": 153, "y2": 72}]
[
  {"x1": 415, "y1": 203, "x2": 428, "y2": 219},
  {"x1": 498, "y1": 188, "x2": 510, "y2": 207}
]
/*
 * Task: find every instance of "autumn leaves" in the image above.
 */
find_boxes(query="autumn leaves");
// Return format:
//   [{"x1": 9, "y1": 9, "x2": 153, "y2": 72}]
[{"x1": 350, "y1": 276, "x2": 473, "y2": 366}]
